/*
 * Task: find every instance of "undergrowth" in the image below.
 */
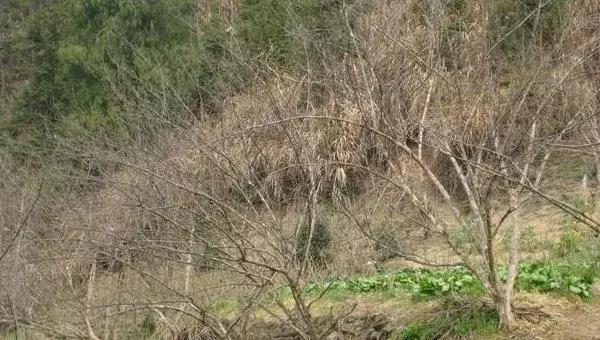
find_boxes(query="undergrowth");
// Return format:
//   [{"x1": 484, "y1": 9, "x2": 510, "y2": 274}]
[
  {"x1": 304, "y1": 260, "x2": 599, "y2": 299},
  {"x1": 395, "y1": 297, "x2": 500, "y2": 340}
]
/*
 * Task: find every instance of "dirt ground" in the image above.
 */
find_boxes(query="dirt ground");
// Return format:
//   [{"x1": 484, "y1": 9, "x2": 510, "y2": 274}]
[{"x1": 524, "y1": 294, "x2": 600, "y2": 340}]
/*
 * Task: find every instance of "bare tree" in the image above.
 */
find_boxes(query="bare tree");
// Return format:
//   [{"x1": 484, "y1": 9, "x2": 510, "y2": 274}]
[{"x1": 240, "y1": 1, "x2": 597, "y2": 331}]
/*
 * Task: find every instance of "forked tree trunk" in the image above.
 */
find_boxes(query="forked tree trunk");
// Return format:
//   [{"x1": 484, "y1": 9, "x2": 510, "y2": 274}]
[
  {"x1": 483, "y1": 216, "x2": 520, "y2": 332},
  {"x1": 487, "y1": 256, "x2": 517, "y2": 331},
  {"x1": 595, "y1": 153, "x2": 600, "y2": 183},
  {"x1": 499, "y1": 216, "x2": 525, "y2": 331},
  {"x1": 495, "y1": 289, "x2": 516, "y2": 331},
  {"x1": 483, "y1": 221, "x2": 522, "y2": 332},
  {"x1": 488, "y1": 263, "x2": 516, "y2": 331}
]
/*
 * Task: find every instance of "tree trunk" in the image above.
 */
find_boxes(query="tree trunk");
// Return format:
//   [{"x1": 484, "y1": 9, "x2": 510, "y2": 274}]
[
  {"x1": 485, "y1": 220, "x2": 518, "y2": 332},
  {"x1": 500, "y1": 217, "x2": 523, "y2": 331},
  {"x1": 496, "y1": 291, "x2": 516, "y2": 331},
  {"x1": 595, "y1": 154, "x2": 600, "y2": 183},
  {"x1": 488, "y1": 266, "x2": 516, "y2": 331}
]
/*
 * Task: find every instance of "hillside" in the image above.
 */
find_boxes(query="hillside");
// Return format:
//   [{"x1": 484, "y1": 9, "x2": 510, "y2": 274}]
[{"x1": 2, "y1": 1, "x2": 600, "y2": 339}]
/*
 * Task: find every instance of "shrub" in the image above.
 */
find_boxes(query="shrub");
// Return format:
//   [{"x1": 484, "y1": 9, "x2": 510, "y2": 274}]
[
  {"x1": 440, "y1": 0, "x2": 468, "y2": 69},
  {"x1": 11, "y1": 0, "x2": 198, "y2": 143},
  {"x1": 500, "y1": 224, "x2": 541, "y2": 253},
  {"x1": 296, "y1": 218, "x2": 332, "y2": 268},
  {"x1": 489, "y1": 0, "x2": 567, "y2": 59},
  {"x1": 194, "y1": 242, "x2": 223, "y2": 273},
  {"x1": 446, "y1": 0, "x2": 467, "y2": 15},
  {"x1": 554, "y1": 218, "x2": 586, "y2": 257},
  {"x1": 373, "y1": 226, "x2": 403, "y2": 262},
  {"x1": 139, "y1": 314, "x2": 156, "y2": 338},
  {"x1": 398, "y1": 298, "x2": 499, "y2": 340},
  {"x1": 8, "y1": 0, "x2": 361, "y2": 166},
  {"x1": 513, "y1": 261, "x2": 597, "y2": 298},
  {"x1": 238, "y1": 0, "x2": 289, "y2": 65},
  {"x1": 238, "y1": 0, "x2": 359, "y2": 73}
]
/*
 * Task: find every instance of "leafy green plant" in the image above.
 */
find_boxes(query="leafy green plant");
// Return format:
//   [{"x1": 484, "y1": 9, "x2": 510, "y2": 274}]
[
  {"x1": 305, "y1": 267, "x2": 482, "y2": 298},
  {"x1": 305, "y1": 260, "x2": 599, "y2": 299},
  {"x1": 515, "y1": 261, "x2": 597, "y2": 298}
]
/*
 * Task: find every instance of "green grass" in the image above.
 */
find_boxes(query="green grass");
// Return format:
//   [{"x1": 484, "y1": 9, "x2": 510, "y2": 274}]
[
  {"x1": 394, "y1": 298, "x2": 500, "y2": 340},
  {"x1": 214, "y1": 297, "x2": 239, "y2": 316},
  {"x1": 372, "y1": 288, "x2": 402, "y2": 301},
  {"x1": 313, "y1": 288, "x2": 348, "y2": 302},
  {"x1": 1, "y1": 329, "x2": 49, "y2": 340},
  {"x1": 552, "y1": 160, "x2": 593, "y2": 181}
]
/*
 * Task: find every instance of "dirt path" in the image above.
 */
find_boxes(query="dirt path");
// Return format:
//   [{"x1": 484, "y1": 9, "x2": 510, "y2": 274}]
[
  {"x1": 542, "y1": 301, "x2": 600, "y2": 340},
  {"x1": 513, "y1": 293, "x2": 600, "y2": 340}
]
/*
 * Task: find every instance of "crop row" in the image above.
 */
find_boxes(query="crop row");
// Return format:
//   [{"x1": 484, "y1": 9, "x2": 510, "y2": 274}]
[{"x1": 304, "y1": 262, "x2": 598, "y2": 298}]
